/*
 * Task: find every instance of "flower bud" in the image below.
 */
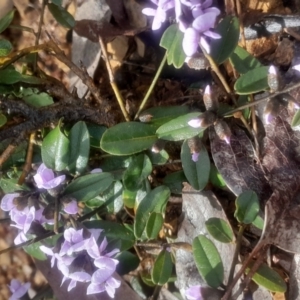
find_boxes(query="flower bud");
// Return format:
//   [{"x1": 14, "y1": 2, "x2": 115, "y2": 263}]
[
  {"x1": 185, "y1": 53, "x2": 210, "y2": 70},
  {"x1": 214, "y1": 120, "x2": 231, "y2": 144},
  {"x1": 139, "y1": 112, "x2": 153, "y2": 123},
  {"x1": 151, "y1": 139, "x2": 166, "y2": 153},
  {"x1": 188, "y1": 111, "x2": 217, "y2": 128},
  {"x1": 264, "y1": 96, "x2": 286, "y2": 124},
  {"x1": 203, "y1": 85, "x2": 218, "y2": 112},
  {"x1": 187, "y1": 137, "x2": 202, "y2": 162},
  {"x1": 268, "y1": 65, "x2": 284, "y2": 92}
]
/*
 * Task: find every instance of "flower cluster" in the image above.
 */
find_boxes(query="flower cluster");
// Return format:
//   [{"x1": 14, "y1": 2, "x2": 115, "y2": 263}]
[
  {"x1": 185, "y1": 285, "x2": 203, "y2": 300},
  {"x1": 0, "y1": 163, "x2": 78, "y2": 245},
  {"x1": 142, "y1": 0, "x2": 221, "y2": 56},
  {"x1": 40, "y1": 227, "x2": 120, "y2": 298},
  {"x1": 8, "y1": 279, "x2": 31, "y2": 300}
]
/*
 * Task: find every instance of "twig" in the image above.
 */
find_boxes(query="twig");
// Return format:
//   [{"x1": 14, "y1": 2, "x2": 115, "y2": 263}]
[
  {"x1": 98, "y1": 36, "x2": 130, "y2": 121},
  {"x1": 223, "y1": 79, "x2": 300, "y2": 116},
  {"x1": 236, "y1": 0, "x2": 246, "y2": 49},
  {"x1": 134, "y1": 52, "x2": 168, "y2": 120},
  {"x1": 18, "y1": 133, "x2": 35, "y2": 185}
]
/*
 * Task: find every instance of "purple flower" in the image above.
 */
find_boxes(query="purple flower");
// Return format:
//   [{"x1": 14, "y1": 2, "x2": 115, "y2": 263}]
[
  {"x1": 292, "y1": 64, "x2": 300, "y2": 72},
  {"x1": 87, "y1": 258, "x2": 120, "y2": 298},
  {"x1": 0, "y1": 193, "x2": 20, "y2": 212},
  {"x1": 90, "y1": 168, "x2": 103, "y2": 173},
  {"x1": 63, "y1": 199, "x2": 78, "y2": 215},
  {"x1": 185, "y1": 285, "x2": 203, "y2": 300},
  {"x1": 142, "y1": 0, "x2": 175, "y2": 30},
  {"x1": 8, "y1": 279, "x2": 30, "y2": 300},
  {"x1": 33, "y1": 163, "x2": 65, "y2": 190},
  {"x1": 182, "y1": 10, "x2": 220, "y2": 56}
]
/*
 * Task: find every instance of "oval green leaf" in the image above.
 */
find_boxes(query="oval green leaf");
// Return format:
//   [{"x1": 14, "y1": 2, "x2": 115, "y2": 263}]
[
  {"x1": 41, "y1": 124, "x2": 70, "y2": 171},
  {"x1": 192, "y1": 235, "x2": 224, "y2": 288},
  {"x1": 47, "y1": 3, "x2": 75, "y2": 28},
  {"x1": 160, "y1": 24, "x2": 185, "y2": 68},
  {"x1": 209, "y1": 164, "x2": 226, "y2": 188},
  {"x1": 67, "y1": 121, "x2": 90, "y2": 174},
  {"x1": 181, "y1": 139, "x2": 210, "y2": 190},
  {"x1": 123, "y1": 153, "x2": 152, "y2": 192},
  {"x1": 156, "y1": 112, "x2": 204, "y2": 141},
  {"x1": 134, "y1": 185, "x2": 170, "y2": 239},
  {"x1": 63, "y1": 172, "x2": 114, "y2": 202},
  {"x1": 23, "y1": 92, "x2": 54, "y2": 107},
  {"x1": 0, "y1": 68, "x2": 22, "y2": 84},
  {"x1": 0, "y1": 39, "x2": 12, "y2": 56},
  {"x1": 24, "y1": 241, "x2": 47, "y2": 260},
  {"x1": 210, "y1": 16, "x2": 240, "y2": 64},
  {"x1": 229, "y1": 45, "x2": 262, "y2": 74},
  {"x1": 247, "y1": 262, "x2": 287, "y2": 293},
  {"x1": 234, "y1": 190, "x2": 259, "y2": 224},
  {"x1": 0, "y1": 113, "x2": 7, "y2": 127},
  {"x1": 234, "y1": 66, "x2": 269, "y2": 95},
  {"x1": 152, "y1": 250, "x2": 173, "y2": 285},
  {"x1": 140, "y1": 106, "x2": 190, "y2": 127},
  {"x1": 252, "y1": 214, "x2": 264, "y2": 230},
  {"x1": 292, "y1": 109, "x2": 300, "y2": 127},
  {"x1": 205, "y1": 218, "x2": 234, "y2": 243},
  {"x1": 0, "y1": 10, "x2": 15, "y2": 34},
  {"x1": 146, "y1": 212, "x2": 164, "y2": 240},
  {"x1": 101, "y1": 122, "x2": 157, "y2": 155}
]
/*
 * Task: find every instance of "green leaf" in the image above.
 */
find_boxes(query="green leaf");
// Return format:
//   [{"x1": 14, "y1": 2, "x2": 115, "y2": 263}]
[
  {"x1": 210, "y1": 16, "x2": 240, "y2": 64},
  {"x1": 156, "y1": 112, "x2": 204, "y2": 141},
  {"x1": 147, "y1": 149, "x2": 169, "y2": 165},
  {"x1": 237, "y1": 95, "x2": 250, "y2": 120},
  {"x1": 146, "y1": 212, "x2": 164, "y2": 239},
  {"x1": 47, "y1": 3, "x2": 75, "y2": 28},
  {"x1": 205, "y1": 218, "x2": 234, "y2": 243},
  {"x1": 0, "y1": 68, "x2": 22, "y2": 84},
  {"x1": 0, "y1": 113, "x2": 7, "y2": 127},
  {"x1": 122, "y1": 188, "x2": 137, "y2": 209},
  {"x1": 134, "y1": 185, "x2": 170, "y2": 239},
  {"x1": 209, "y1": 164, "x2": 226, "y2": 188},
  {"x1": 235, "y1": 190, "x2": 260, "y2": 224},
  {"x1": 23, "y1": 241, "x2": 47, "y2": 260},
  {"x1": 252, "y1": 214, "x2": 264, "y2": 230},
  {"x1": 0, "y1": 10, "x2": 15, "y2": 34},
  {"x1": 23, "y1": 92, "x2": 54, "y2": 107},
  {"x1": 101, "y1": 122, "x2": 157, "y2": 155},
  {"x1": 67, "y1": 121, "x2": 90, "y2": 174},
  {"x1": 123, "y1": 154, "x2": 152, "y2": 192},
  {"x1": 160, "y1": 24, "x2": 185, "y2": 68},
  {"x1": 152, "y1": 250, "x2": 173, "y2": 285},
  {"x1": 117, "y1": 251, "x2": 140, "y2": 275},
  {"x1": 63, "y1": 172, "x2": 114, "y2": 202},
  {"x1": 0, "y1": 178, "x2": 27, "y2": 193},
  {"x1": 292, "y1": 109, "x2": 300, "y2": 127},
  {"x1": 84, "y1": 220, "x2": 135, "y2": 251},
  {"x1": 0, "y1": 39, "x2": 12, "y2": 56},
  {"x1": 229, "y1": 45, "x2": 262, "y2": 74},
  {"x1": 51, "y1": 0, "x2": 62, "y2": 5},
  {"x1": 163, "y1": 170, "x2": 186, "y2": 194},
  {"x1": 247, "y1": 263, "x2": 287, "y2": 293},
  {"x1": 41, "y1": 124, "x2": 70, "y2": 171},
  {"x1": 140, "y1": 106, "x2": 190, "y2": 128},
  {"x1": 234, "y1": 66, "x2": 269, "y2": 95},
  {"x1": 99, "y1": 181, "x2": 123, "y2": 214},
  {"x1": 87, "y1": 124, "x2": 106, "y2": 148},
  {"x1": 181, "y1": 140, "x2": 210, "y2": 190},
  {"x1": 193, "y1": 235, "x2": 224, "y2": 288}
]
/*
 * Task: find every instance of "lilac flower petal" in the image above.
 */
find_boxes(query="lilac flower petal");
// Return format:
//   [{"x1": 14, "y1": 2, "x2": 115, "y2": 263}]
[
  {"x1": 192, "y1": 13, "x2": 217, "y2": 32},
  {"x1": 87, "y1": 282, "x2": 106, "y2": 295},
  {"x1": 224, "y1": 136, "x2": 230, "y2": 144},
  {"x1": 200, "y1": 36, "x2": 210, "y2": 53},
  {"x1": 202, "y1": 0, "x2": 213, "y2": 8},
  {"x1": 188, "y1": 118, "x2": 202, "y2": 128},
  {"x1": 41, "y1": 175, "x2": 66, "y2": 190},
  {"x1": 185, "y1": 285, "x2": 202, "y2": 300},
  {"x1": 203, "y1": 30, "x2": 221, "y2": 39},
  {"x1": 105, "y1": 282, "x2": 116, "y2": 298},
  {"x1": 1, "y1": 193, "x2": 19, "y2": 211},
  {"x1": 105, "y1": 248, "x2": 120, "y2": 258},
  {"x1": 87, "y1": 237, "x2": 101, "y2": 259},
  {"x1": 9, "y1": 280, "x2": 30, "y2": 300},
  {"x1": 160, "y1": 0, "x2": 175, "y2": 11},
  {"x1": 183, "y1": 28, "x2": 200, "y2": 56},
  {"x1": 92, "y1": 258, "x2": 118, "y2": 284},
  {"x1": 192, "y1": 152, "x2": 200, "y2": 162},
  {"x1": 23, "y1": 206, "x2": 35, "y2": 233},
  {"x1": 67, "y1": 279, "x2": 77, "y2": 292},
  {"x1": 142, "y1": 7, "x2": 156, "y2": 16},
  {"x1": 152, "y1": 7, "x2": 166, "y2": 30},
  {"x1": 14, "y1": 231, "x2": 28, "y2": 245},
  {"x1": 203, "y1": 7, "x2": 221, "y2": 16},
  {"x1": 99, "y1": 237, "x2": 108, "y2": 253},
  {"x1": 38, "y1": 163, "x2": 55, "y2": 181},
  {"x1": 34, "y1": 163, "x2": 65, "y2": 189},
  {"x1": 64, "y1": 200, "x2": 78, "y2": 215},
  {"x1": 69, "y1": 271, "x2": 91, "y2": 282},
  {"x1": 192, "y1": 7, "x2": 204, "y2": 18},
  {"x1": 204, "y1": 85, "x2": 211, "y2": 95},
  {"x1": 107, "y1": 277, "x2": 121, "y2": 289},
  {"x1": 89, "y1": 228, "x2": 103, "y2": 241}
]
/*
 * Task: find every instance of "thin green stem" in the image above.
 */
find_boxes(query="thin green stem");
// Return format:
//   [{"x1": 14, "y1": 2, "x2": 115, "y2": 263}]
[
  {"x1": 227, "y1": 224, "x2": 245, "y2": 297},
  {"x1": 134, "y1": 52, "x2": 168, "y2": 120}
]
